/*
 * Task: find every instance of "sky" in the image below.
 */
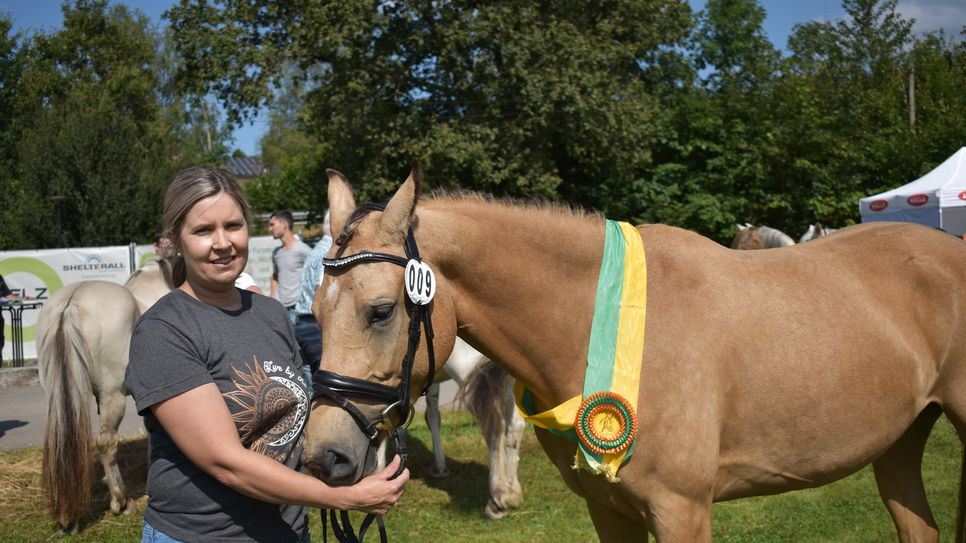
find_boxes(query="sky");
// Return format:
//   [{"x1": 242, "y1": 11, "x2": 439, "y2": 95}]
[{"x1": 2, "y1": 0, "x2": 965, "y2": 157}]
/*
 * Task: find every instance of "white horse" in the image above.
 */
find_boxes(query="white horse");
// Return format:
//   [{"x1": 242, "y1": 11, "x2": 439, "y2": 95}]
[
  {"x1": 424, "y1": 337, "x2": 525, "y2": 519},
  {"x1": 36, "y1": 257, "x2": 173, "y2": 533},
  {"x1": 737, "y1": 223, "x2": 796, "y2": 248},
  {"x1": 799, "y1": 223, "x2": 838, "y2": 243}
]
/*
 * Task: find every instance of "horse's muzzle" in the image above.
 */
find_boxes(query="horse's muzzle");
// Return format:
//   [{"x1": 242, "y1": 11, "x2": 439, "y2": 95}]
[{"x1": 303, "y1": 445, "x2": 362, "y2": 486}]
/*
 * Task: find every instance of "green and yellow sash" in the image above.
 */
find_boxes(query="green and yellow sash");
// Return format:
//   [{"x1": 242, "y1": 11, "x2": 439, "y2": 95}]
[{"x1": 514, "y1": 220, "x2": 646, "y2": 481}]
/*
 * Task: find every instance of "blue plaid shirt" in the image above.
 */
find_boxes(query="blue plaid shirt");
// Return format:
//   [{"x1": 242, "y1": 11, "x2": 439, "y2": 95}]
[{"x1": 294, "y1": 235, "x2": 333, "y2": 316}]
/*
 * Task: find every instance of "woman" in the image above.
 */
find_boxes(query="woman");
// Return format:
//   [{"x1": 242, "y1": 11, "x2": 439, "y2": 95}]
[{"x1": 125, "y1": 167, "x2": 408, "y2": 542}]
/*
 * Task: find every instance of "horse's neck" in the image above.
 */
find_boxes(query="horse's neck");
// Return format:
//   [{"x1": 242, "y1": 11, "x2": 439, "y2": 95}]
[
  {"x1": 419, "y1": 198, "x2": 604, "y2": 406},
  {"x1": 126, "y1": 262, "x2": 173, "y2": 314}
]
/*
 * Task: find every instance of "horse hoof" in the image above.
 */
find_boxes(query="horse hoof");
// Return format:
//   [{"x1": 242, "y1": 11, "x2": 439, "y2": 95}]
[
  {"x1": 429, "y1": 466, "x2": 449, "y2": 478},
  {"x1": 56, "y1": 522, "x2": 79, "y2": 536},
  {"x1": 484, "y1": 501, "x2": 509, "y2": 520},
  {"x1": 121, "y1": 499, "x2": 138, "y2": 516},
  {"x1": 110, "y1": 497, "x2": 138, "y2": 516}
]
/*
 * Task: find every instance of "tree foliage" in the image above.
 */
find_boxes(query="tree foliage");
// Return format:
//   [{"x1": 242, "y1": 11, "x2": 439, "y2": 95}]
[
  {"x1": 5, "y1": 0, "x2": 966, "y2": 248},
  {"x1": 167, "y1": 0, "x2": 693, "y2": 212},
  {"x1": 0, "y1": 0, "x2": 230, "y2": 249}
]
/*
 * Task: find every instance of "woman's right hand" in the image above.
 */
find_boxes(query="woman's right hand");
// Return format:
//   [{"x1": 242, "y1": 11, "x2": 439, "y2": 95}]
[{"x1": 345, "y1": 455, "x2": 410, "y2": 515}]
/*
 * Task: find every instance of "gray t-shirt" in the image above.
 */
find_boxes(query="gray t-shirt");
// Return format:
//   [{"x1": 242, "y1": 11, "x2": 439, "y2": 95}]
[
  {"x1": 125, "y1": 288, "x2": 309, "y2": 542},
  {"x1": 272, "y1": 241, "x2": 312, "y2": 307}
]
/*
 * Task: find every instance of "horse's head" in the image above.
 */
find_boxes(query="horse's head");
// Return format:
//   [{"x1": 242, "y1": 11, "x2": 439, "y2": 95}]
[{"x1": 302, "y1": 167, "x2": 456, "y2": 486}]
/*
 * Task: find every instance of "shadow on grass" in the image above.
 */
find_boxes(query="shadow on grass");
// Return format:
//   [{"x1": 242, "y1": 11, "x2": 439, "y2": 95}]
[
  {"x1": 401, "y1": 433, "x2": 492, "y2": 516},
  {"x1": 77, "y1": 435, "x2": 148, "y2": 531}
]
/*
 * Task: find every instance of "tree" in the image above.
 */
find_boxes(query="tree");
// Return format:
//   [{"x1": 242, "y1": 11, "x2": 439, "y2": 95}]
[
  {"x1": 631, "y1": 0, "x2": 785, "y2": 241},
  {"x1": 167, "y1": 0, "x2": 693, "y2": 213},
  {"x1": 0, "y1": 1, "x2": 228, "y2": 249},
  {"x1": 778, "y1": 0, "x2": 916, "y2": 230},
  {"x1": 245, "y1": 64, "x2": 329, "y2": 214}
]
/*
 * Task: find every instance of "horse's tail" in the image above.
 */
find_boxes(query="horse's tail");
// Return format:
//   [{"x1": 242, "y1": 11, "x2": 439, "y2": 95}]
[
  {"x1": 38, "y1": 295, "x2": 94, "y2": 531},
  {"x1": 956, "y1": 446, "x2": 966, "y2": 543},
  {"x1": 457, "y1": 358, "x2": 512, "y2": 444}
]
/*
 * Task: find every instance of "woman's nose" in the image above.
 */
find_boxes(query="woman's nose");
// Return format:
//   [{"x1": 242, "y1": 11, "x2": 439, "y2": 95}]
[{"x1": 212, "y1": 229, "x2": 231, "y2": 249}]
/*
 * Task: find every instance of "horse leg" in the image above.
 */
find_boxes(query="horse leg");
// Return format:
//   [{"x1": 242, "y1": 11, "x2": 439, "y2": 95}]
[
  {"x1": 423, "y1": 382, "x2": 449, "y2": 477},
  {"x1": 96, "y1": 392, "x2": 137, "y2": 516},
  {"x1": 483, "y1": 380, "x2": 525, "y2": 519},
  {"x1": 644, "y1": 493, "x2": 712, "y2": 543},
  {"x1": 586, "y1": 500, "x2": 649, "y2": 542},
  {"x1": 937, "y1": 390, "x2": 966, "y2": 543},
  {"x1": 872, "y1": 404, "x2": 942, "y2": 543}
]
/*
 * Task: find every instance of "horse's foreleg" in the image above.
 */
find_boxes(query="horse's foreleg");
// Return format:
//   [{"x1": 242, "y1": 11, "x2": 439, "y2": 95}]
[
  {"x1": 643, "y1": 492, "x2": 712, "y2": 543},
  {"x1": 586, "y1": 500, "x2": 649, "y2": 542},
  {"x1": 423, "y1": 382, "x2": 448, "y2": 477},
  {"x1": 873, "y1": 405, "x2": 942, "y2": 543},
  {"x1": 96, "y1": 393, "x2": 137, "y2": 516}
]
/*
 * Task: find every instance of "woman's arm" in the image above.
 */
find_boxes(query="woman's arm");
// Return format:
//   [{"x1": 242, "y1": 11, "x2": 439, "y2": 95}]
[{"x1": 151, "y1": 383, "x2": 408, "y2": 515}]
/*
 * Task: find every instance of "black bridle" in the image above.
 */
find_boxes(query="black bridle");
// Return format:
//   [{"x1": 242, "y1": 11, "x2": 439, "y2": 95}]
[{"x1": 312, "y1": 215, "x2": 437, "y2": 543}]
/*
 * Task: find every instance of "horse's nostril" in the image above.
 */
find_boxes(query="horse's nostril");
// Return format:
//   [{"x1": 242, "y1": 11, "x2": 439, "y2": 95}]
[{"x1": 316, "y1": 448, "x2": 357, "y2": 486}]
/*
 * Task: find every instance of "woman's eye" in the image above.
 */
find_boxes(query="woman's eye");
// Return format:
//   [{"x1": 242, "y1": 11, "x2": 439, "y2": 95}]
[{"x1": 368, "y1": 304, "x2": 395, "y2": 325}]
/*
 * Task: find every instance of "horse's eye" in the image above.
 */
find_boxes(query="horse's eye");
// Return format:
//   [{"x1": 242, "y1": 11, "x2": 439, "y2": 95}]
[{"x1": 367, "y1": 303, "x2": 395, "y2": 326}]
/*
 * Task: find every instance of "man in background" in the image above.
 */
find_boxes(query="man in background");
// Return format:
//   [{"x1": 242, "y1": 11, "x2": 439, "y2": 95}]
[
  {"x1": 269, "y1": 210, "x2": 311, "y2": 323},
  {"x1": 293, "y1": 210, "x2": 333, "y2": 390}
]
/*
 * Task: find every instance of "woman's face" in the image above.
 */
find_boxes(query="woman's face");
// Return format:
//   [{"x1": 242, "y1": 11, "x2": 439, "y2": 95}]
[{"x1": 178, "y1": 192, "x2": 249, "y2": 292}]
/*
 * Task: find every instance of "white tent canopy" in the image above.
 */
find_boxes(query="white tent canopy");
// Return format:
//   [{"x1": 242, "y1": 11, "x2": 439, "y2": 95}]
[{"x1": 860, "y1": 147, "x2": 966, "y2": 236}]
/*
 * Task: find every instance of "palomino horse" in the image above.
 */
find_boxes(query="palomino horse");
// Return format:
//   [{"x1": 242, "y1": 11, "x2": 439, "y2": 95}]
[
  {"x1": 304, "y1": 167, "x2": 966, "y2": 542},
  {"x1": 35, "y1": 258, "x2": 173, "y2": 533},
  {"x1": 424, "y1": 337, "x2": 524, "y2": 519}
]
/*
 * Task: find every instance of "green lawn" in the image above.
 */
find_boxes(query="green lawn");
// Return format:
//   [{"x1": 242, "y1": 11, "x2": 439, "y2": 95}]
[{"x1": 0, "y1": 411, "x2": 960, "y2": 542}]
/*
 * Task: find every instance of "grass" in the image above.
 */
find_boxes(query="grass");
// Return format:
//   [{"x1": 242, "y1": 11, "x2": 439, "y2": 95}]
[{"x1": 0, "y1": 411, "x2": 961, "y2": 542}]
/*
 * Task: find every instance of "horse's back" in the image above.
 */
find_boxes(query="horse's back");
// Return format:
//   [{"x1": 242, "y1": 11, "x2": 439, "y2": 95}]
[
  {"x1": 125, "y1": 259, "x2": 172, "y2": 314},
  {"x1": 38, "y1": 281, "x2": 139, "y2": 395}
]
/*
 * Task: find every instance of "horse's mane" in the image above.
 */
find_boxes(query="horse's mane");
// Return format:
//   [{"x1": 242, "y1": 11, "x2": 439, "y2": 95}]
[
  {"x1": 125, "y1": 256, "x2": 175, "y2": 290},
  {"x1": 335, "y1": 189, "x2": 602, "y2": 247},
  {"x1": 430, "y1": 188, "x2": 602, "y2": 220}
]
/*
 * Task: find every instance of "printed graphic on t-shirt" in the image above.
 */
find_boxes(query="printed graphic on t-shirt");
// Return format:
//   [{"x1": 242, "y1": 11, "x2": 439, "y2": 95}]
[{"x1": 224, "y1": 356, "x2": 308, "y2": 461}]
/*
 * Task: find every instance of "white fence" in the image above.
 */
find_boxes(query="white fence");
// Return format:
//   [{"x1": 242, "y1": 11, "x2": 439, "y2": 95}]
[{"x1": 0, "y1": 235, "x2": 280, "y2": 361}]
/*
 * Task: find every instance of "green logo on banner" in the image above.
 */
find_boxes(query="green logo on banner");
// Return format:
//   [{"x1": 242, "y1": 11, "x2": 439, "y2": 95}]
[
  {"x1": 0, "y1": 257, "x2": 64, "y2": 343},
  {"x1": 138, "y1": 252, "x2": 157, "y2": 267}
]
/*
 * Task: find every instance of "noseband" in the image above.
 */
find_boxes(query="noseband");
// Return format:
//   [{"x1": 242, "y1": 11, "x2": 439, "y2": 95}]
[{"x1": 312, "y1": 214, "x2": 437, "y2": 543}]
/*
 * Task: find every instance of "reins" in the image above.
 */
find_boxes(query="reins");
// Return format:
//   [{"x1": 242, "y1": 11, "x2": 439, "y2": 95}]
[{"x1": 312, "y1": 209, "x2": 437, "y2": 543}]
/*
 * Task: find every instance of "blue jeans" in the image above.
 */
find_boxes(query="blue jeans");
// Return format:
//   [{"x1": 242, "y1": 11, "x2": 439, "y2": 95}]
[
  {"x1": 294, "y1": 316, "x2": 322, "y2": 393},
  {"x1": 142, "y1": 519, "x2": 310, "y2": 543},
  {"x1": 141, "y1": 520, "x2": 184, "y2": 543}
]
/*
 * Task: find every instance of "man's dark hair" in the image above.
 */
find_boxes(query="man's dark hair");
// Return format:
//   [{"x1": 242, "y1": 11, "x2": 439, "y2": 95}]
[{"x1": 271, "y1": 210, "x2": 294, "y2": 230}]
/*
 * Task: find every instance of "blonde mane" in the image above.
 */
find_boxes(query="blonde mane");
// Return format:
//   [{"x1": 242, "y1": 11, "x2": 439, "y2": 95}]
[{"x1": 426, "y1": 188, "x2": 604, "y2": 222}]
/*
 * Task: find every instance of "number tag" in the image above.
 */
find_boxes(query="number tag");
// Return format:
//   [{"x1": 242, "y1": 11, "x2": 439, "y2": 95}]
[{"x1": 405, "y1": 259, "x2": 436, "y2": 305}]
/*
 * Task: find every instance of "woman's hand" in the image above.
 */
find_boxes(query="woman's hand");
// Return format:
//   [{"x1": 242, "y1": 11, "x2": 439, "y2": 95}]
[{"x1": 344, "y1": 455, "x2": 410, "y2": 515}]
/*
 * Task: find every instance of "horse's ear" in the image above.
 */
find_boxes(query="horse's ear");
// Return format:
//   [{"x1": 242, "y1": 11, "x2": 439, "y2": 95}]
[
  {"x1": 379, "y1": 164, "x2": 421, "y2": 242},
  {"x1": 327, "y1": 169, "x2": 356, "y2": 239}
]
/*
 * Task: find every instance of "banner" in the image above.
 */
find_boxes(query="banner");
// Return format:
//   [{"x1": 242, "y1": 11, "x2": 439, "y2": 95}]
[
  {"x1": 0, "y1": 237, "x2": 282, "y2": 362},
  {"x1": 0, "y1": 246, "x2": 132, "y2": 360},
  {"x1": 247, "y1": 235, "x2": 280, "y2": 294}
]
